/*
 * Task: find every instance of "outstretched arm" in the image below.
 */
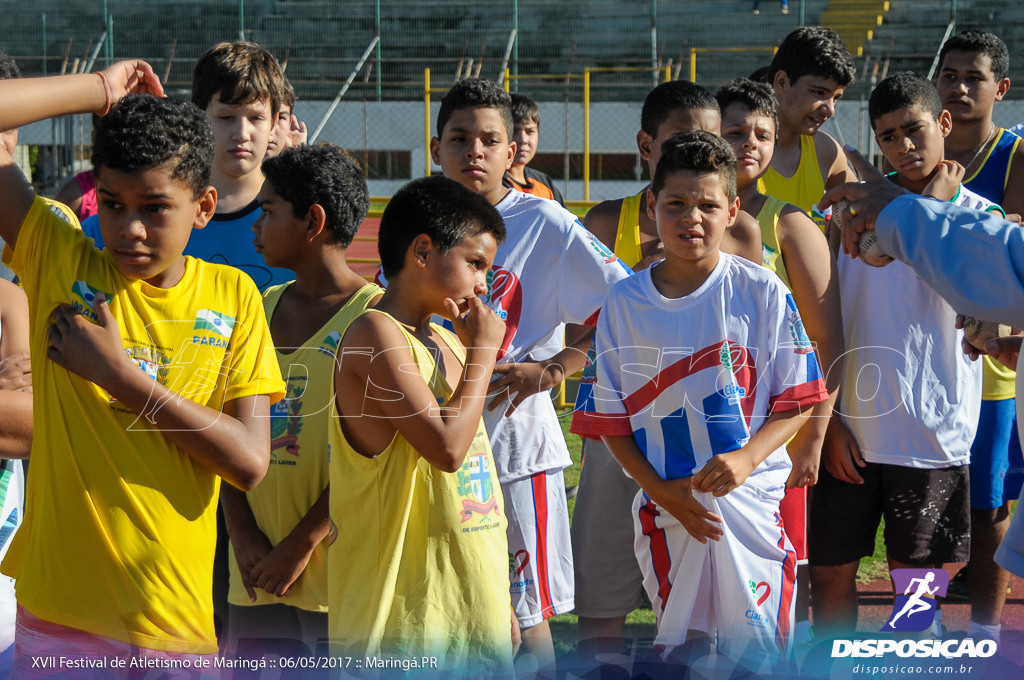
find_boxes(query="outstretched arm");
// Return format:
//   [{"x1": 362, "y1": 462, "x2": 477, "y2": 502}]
[{"x1": 0, "y1": 61, "x2": 163, "y2": 251}]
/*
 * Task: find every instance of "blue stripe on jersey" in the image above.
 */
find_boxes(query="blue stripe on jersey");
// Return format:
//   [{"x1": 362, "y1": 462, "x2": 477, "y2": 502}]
[
  {"x1": 661, "y1": 408, "x2": 697, "y2": 479},
  {"x1": 804, "y1": 351, "x2": 823, "y2": 383},
  {"x1": 703, "y1": 390, "x2": 749, "y2": 456}
]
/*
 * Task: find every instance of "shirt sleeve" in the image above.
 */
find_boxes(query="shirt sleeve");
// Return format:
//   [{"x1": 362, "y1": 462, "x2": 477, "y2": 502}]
[
  {"x1": 874, "y1": 194, "x2": 1024, "y2": 328},
  {"x1": 222, "y1": 275, "x2": 286, "y2": 405},
  {"x1": 591, "y1": 291, "x2": 634, "y2": 437},
  {"x1": 765, "y1": 287, "x2": 829, "y2": 414},
  {"x1": 3, "y1": 197, "x2": 84, "y2": 304},
  {"x1": 555, "y1": 214, "x2": 633, "y2": 325}
]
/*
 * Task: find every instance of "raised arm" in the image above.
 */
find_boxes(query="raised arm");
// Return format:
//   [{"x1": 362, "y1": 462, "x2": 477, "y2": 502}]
[
  {"x1": 0, "y1": 61, "x2": 163, "y2": 250},
  {"x1": 337, "y1": 298, "x2": 505, "y2": 473}
]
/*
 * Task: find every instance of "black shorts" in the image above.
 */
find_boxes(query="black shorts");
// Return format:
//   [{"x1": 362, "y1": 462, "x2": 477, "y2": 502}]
[{"x1": 808, "y1": 461, "x2": 970, "y2": 566}]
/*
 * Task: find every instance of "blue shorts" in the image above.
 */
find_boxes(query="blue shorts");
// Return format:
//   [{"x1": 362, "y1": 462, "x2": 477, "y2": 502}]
[{"x1": 970, "y1": 398, "x2": 1024, "y2": 510}]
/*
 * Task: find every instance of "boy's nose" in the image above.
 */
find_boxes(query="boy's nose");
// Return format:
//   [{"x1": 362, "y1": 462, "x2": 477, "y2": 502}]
[{"x1": 120, "y1": 218, "x2": 147, "y2": 240}]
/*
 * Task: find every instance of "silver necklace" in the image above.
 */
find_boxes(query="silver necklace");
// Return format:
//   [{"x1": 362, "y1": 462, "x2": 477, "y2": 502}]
[{"x1": 965, "y1": 124, "x2": 996, "y2": 173}]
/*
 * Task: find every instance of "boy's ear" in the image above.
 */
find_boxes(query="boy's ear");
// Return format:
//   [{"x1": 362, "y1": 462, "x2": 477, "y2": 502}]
[
  {"x1": 637, "y1": 130, "x2": 654, "y2": 161},
  {"x1": 645, "y1": 187, "x2": 658, "y2": 222},
  {"x1": 306, "y1": 204, "x2": 327, "y2": 242},
  {"x1": 772, "y1": 70, "x2": 789, "y2": 92},
  {"x1": 996, "y1": 77, "x2": 1011, "y2": 102},
  {"x1": 727, "y1": 196, "x2": 741, "y2": 227},
  {"x1": 939, "y1": 109, "x2": 953, "y2": 137},
  {"x1": 505, "y1": 140, "x2": 516, "y2": 171},
  {"x1": 430, "y1": 137, "x2": 441, "y2": 166},
  {"x1": 192, "y1": 186, "x2": 218, "y2": 231},
  {"x1": 411, "y1": 233, "x2": 434, "y2": 268}
]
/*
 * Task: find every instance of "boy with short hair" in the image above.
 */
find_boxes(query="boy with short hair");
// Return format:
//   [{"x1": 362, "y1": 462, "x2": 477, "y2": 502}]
[
  {"x1": 221, "y1": 143, "x2": 380, "y2": 655},
  {"x1": 937, "y1": 29, "x2": 1024, "y2": 639},
  {"x1": 331, "y1": 175, "x2": 514, "y2": 673},
  {"x1": 569, "y1": 79, "x2": 760, "y2": 658},
  {"x1": 81, "y1": 41, "x2": 293, "y2": 292},
  {"x1": 430, "y1": 77, "x2": 632, "y2": 672},
  {"x1": 765, "y1": 26, "x2": 857, "y2": 229},
  {"x1": 0, "y1": 64, "x2": 285, "y2": 668},
  {"x1": 717, "y1": 77, "x2": 844, "y2": 644},
  {"x1": 593, "y1": 130, "x2": 828, "y2": 668},
  {"x1": 808, "y1": 72, "x2": 995, "y2": 638},
  {"x1": 266, "y1": 78, "x2": 307, "y2": 159},
  {"x1": 503, "y1": 93, "x2": 565, "y2": 205}
]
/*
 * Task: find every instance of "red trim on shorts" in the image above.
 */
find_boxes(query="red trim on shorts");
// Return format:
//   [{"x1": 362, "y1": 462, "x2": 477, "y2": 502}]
[
  {"x1": 774, "y1": 512, "x2": 797, "y2": 652},
  {"x1": 779, "y1": 485, "x2": 807, "y2": 560},
  {"x1": 531, "y1": 473, "x2": 556, "y2": 619},
  {"x1": 638, "y1": 499, "x2": 673, "y2": 610}
]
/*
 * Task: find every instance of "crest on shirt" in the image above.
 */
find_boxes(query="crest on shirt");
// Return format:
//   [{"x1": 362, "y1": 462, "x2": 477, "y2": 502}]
[
  {"x1": 582, "y1": 228, "x2": 619, "y2": 264},
  {"x1": 194, "y1": 309, "x2": 236, "y2": 338},
  {"x1": 484, "y1": 266, "x2": 522, "y2": 359},
  {"x1": 319, "y1": 331, "x2": 342, "y2": 357},
  {"x1": 784, "y1": 294, "x2": 814, "y2": 355},
  {"x1": 270, "y1": 380, "x2": 304, "y2": 458},
  {"x1": 457, "y1": 441, "x2": 500, "y2": 523}
]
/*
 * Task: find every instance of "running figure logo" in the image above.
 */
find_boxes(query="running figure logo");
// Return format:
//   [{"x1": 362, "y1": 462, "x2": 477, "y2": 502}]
[{"x1": 881, "y1": 569, "x2": 949, "y2": 632}]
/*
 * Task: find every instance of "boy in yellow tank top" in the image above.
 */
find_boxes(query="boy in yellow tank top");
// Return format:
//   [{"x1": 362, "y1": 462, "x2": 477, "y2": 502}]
[
  {"x1": 331, "y1": 176, "x2": 515, "y2": 674},
  {"x1": 717, "y1": 77, "x2": 845, "y2": 645},
  {"x1": 0, "y1": 65, "x2": 286, "y2": 669},
  {"x1": 764, "y1": 27, "x2": 858, "y2": 229},
  {"x1": 220, "y1": 144, "x2": 381, "y2": 657},
  {"x1": 570, "y1": 80, "x2": 762, "y2": 663}
]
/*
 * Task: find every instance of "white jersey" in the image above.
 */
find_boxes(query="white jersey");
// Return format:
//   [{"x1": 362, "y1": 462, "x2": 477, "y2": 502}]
[
  {"x1": 483, "y1": 190, "x2": 632, "y2": 482},
  {"x1": 593, "y1": 254, "x2": 828, "y2": 491},
  {"x1": 836, "y1": 185, "x2": 993, "y2": 469}
]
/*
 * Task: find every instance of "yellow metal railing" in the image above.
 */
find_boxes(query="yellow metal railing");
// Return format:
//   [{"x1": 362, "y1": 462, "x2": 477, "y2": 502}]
[{"x1": 687, "y1": 46, "x2": 777, "y2": 83}]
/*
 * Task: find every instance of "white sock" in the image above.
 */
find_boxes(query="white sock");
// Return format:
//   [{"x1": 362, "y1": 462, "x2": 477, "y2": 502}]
[
  {"x1": 967, "y1": 620, "x2": 1001, "y2": 642},
  {"x1": 928, "y1": 609, "x2": 944, "y2": 637}
]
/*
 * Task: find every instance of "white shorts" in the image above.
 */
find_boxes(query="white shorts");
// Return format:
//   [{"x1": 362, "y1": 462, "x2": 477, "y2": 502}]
[
  {"x1": 570, "y1": 438, "x2": 645, "y2": 618},
  {"x1": 502, "y1": 470, "x2": 575, "y2": 628},
  {"x1": 633, "y1": 482, "x2": 796, "y2": 667}
]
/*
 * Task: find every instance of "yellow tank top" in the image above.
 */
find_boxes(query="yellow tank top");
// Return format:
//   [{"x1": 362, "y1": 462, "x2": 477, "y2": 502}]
[
  {"x1": 762, "y1": 135, "x2": 828, "y2": 231},
  {"x1": 756, "y1": 196, "x2": 792, "y2": 291},
  {"x1": 614, "y1": 192, "x2": 645, "y2": 268},
  {"x1": 328, "y1": 311, "x2": 512, "y2": 673},
  {"x1": 228, "y1": 282, "x2": 381, "y2": 612}
]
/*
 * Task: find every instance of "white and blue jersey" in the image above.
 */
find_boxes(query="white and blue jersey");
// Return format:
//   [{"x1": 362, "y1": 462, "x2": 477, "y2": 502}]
[{"x1": 592, "y1": 253, "x2": 828, "y2": 489}]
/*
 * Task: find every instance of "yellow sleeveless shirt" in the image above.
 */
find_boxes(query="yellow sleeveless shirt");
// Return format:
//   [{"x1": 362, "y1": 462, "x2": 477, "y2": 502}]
[
  {"x1": 328, "y1": 311, "x2": 513, "y2": 673},
  {"x1": 762, "y1": 135, "x2": 828, "y2": 231}
]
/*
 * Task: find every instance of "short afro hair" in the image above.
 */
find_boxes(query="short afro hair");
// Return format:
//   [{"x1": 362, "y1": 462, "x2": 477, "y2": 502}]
[
  {"x1": 0, "y1": 51, "x2": 21, "y2": 81},
  {"x1": 378, "y1": 176, "x2": 505, "y2": 279},
  {"x1": 652, "y1": 130, "x2": 737, "y2": 201},
  {"x1": 92, "y1": 94, "x2": 214, "y2": 199},
  {"x1": 261, "y1": 143, "x2": 369, "y2": 248},
  {"x1": 436, "y1": 78, "x2": 513, "y2": 140},
  {"x1": 869, "y1": 71, "x2": 943, "y2": 130},
  {"x1": 641, "y1": 80, "x2": 719, "y2": 137}
]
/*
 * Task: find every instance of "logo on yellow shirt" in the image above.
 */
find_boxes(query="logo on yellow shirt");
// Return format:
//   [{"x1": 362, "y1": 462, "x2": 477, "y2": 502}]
[
  {"x1": 70, "y1": 280, "x2": 109, "y2": 322},
  {"x1": 194, "y1": 309, "x2": 236, "y2": 338},
  {"x1": 458, "y1": 448, "x2": 499, "y2": 522}
]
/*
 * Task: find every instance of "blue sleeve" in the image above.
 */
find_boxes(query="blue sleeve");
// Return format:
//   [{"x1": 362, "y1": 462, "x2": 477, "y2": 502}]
[
  {"x1": 874, "y1": 194, "x2": 1024, "y2": 328},
  {"x1": 81, "y1": 213, "x2": 105, "y2": 250}
]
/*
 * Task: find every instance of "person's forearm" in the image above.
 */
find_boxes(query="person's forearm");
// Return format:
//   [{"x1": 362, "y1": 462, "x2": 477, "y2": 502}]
[
  {"x1": 221, "y1": 484, "x2": 263, "y2": 540},
  {"x1": 875, "y1": 195, "x2": 1024, "y2": 328},
  {"x1": 0, "y1": 392, "x2": 31, "y2": 458},
  {"x1": 282, "y1": 486, "x2": 332, "y2": 554},
  {"x1": 0, "y1": 74, "x2": 108, "y2": 131},
  {"x1": 105, "y1": 362, "x2": 270, "y2": 490}
]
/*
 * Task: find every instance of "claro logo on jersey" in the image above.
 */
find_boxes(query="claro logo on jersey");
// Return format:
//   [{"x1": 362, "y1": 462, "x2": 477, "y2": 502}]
[
  {"x1": 832, "y1": 568, "x2": 997, "y2": 659},
  {"x1": 484, "y1": 266, "x2": 522, "y2": 358}
]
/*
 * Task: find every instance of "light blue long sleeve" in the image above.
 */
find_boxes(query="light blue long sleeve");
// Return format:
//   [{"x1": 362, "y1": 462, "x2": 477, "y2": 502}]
[
  {"x1": 873, "y1": 194, "x2": 1024, "y2": 577},
  {"x1": 873, "y1": 194, "x2": 1024, "y2": 328}
]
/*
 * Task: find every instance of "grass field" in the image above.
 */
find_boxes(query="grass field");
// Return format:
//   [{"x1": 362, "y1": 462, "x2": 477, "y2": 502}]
[{"x1": 548, "y1": 406, "x2": 888, "y2": 655}]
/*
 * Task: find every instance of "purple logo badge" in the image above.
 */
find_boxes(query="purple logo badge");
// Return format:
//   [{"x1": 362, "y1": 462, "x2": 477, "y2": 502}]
[{"x1": 881, "y1": 569, "x2": 949, "y2": 632}]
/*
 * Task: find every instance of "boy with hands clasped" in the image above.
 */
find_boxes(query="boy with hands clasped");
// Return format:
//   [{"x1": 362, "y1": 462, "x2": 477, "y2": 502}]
[{"x1": 593, "y1": 131, "x2": 828, "y2": 670}]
